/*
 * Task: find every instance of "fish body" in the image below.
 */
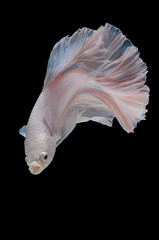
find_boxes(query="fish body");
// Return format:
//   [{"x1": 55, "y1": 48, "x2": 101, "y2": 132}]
[{"x1": 20, "y1": 23, "x2": 149, "y2": 174}]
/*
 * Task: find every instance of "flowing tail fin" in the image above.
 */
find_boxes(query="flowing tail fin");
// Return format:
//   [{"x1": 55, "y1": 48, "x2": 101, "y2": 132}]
[
  {"x1": 75, "y1": 23, "x2": 149, "y2": 132},
  {"x1": 44, "y1": 23, "x2": 149, "y2": 133}
]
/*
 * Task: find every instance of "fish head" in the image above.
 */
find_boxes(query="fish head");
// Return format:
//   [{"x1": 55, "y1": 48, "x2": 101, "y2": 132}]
[{"x1": 25, "y1": 135, "x2": 56, "y2": 175}]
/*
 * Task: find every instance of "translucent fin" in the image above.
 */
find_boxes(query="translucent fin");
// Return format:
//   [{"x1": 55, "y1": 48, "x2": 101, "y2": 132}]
[
  {"x1": 75, "y1": 23, "x2": 149, "y2": 132},
  {"x1": 43, "y1": 23, "x2": 149, "y2": 133},
  {"x1": 74, "y1": 84, "x2": 149, "y2": 133},
  {"x1": 43, "y1": 28, "x2": 94, "y2": 86},
  {"x1": 19, "y1": 125, "x2": 27, "y2": 137},
  {"x1": 70, "y1": 82, "x2": 115, "y2": 127}
]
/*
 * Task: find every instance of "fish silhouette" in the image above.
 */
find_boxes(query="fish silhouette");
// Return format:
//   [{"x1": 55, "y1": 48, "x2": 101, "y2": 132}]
[{"x1": 19, "y1": 23, "x2": 149, "y2": 174}]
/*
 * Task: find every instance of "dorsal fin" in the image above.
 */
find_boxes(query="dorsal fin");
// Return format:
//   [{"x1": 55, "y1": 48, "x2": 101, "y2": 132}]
[{"x1": 43, "y1": 27, "x2": 94, "y2": 87}]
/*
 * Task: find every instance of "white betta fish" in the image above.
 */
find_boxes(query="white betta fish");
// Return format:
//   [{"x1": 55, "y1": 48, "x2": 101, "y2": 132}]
[{"x1": 19, "y1": 23, "x2": 149, "y2": 175}]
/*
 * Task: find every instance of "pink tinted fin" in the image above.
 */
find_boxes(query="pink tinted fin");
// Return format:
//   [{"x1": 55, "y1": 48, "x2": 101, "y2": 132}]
[
  {"x1": 75, "y1": 84, "x2": 149, "y2": 133},
  {"x1": 75, "y1": 23, "x2": 149, "y2": 132},
  {"x1": 44, "y1": 23, "x2": 149, "y2": 133}
]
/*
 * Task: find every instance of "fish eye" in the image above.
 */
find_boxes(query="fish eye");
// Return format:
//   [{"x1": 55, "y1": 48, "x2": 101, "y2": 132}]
[{"x1": 40, "y1": 152, "x2": 48, "y2": 161}]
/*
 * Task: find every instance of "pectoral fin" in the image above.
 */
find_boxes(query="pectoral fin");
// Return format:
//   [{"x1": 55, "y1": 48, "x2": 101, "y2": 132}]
[{"x1": 19, "y1": 125, "x2": 27, "y2": 137}]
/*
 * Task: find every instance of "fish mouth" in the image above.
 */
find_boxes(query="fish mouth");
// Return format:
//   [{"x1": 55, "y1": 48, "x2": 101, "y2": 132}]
[{"x1": 29, "y1": 161, "x2": 43, "y2": 175}]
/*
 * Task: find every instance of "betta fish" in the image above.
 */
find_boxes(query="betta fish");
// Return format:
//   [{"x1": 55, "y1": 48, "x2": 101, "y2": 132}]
[{"x1": 19, "y1": 23, "x2": 149, "y2": 175}]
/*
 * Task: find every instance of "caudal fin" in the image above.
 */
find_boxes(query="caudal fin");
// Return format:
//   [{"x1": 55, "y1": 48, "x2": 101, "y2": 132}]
[
  {"x1": 76, "y1": 23, "x2": 149, "y2": 132},
  {"x1": 44, "y1": 23, "x2": 149, "y2": 133}
]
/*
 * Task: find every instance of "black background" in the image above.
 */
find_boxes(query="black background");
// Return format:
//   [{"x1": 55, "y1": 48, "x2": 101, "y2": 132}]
[{"x1": 3, "y1": 1, "x2": 157, "y2": 236}]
